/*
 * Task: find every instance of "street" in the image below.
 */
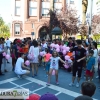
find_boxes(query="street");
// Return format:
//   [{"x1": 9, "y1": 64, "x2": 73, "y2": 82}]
[{"x1": 0, "y1": 58, "x2": 99, "y2": 100}]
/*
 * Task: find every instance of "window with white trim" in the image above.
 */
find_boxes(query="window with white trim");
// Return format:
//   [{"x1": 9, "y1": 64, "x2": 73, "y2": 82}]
[
  {"x1": 29, "y1": 1, "x2": 37, "y2": 16},
  {"x1": 14, "y1": 24, "x2": 20, "y2": 35},
  {"x1": 54, "y1": 0, "x2": 62, "y2": 13},
  {"x1": 70, "y1": 0, "x2": 74, "y2": 4},
  {"x1": 15, "y1": 0, "x2": 21, "y2": 16},
  {"x1": 41, "y1": 0, "x2": 50, "y2": 16}
]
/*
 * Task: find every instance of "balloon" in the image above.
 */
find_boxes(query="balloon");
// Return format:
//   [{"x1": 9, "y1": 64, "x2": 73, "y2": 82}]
[
  {"x1": 52, "y1": 70, "x2": 55, "y2": 75},
  {"x1": 56, "y1": 48, "x2": 60, "y2": 52},
  {"x1": 55, "y1": 44, "x2": 59, "y2": 49},
  {"x1": 27, "y1": 54, "x2": 34, "y2": 60},
  {"x1": 64, "y1": 64, "x2": 69, "y2": 69},
  {"x1": 25, "y1": 60, "x2": 30, "y2": 66},
  {"x1": 50, "y1": 43, "x2": 55, "y2": 48},
  {"x1": 2, "y1": 52, "x2": 6, "y2": 57},
  {"x1": 62, "y1": 45, "x2": 66, "y2": 50},
  {"x1": 66, "y1": 47, "x2": 70, "y2": 51},
  {"x1": 65, "y1": 55, "x2": 70, "y2": 60},
  {"x1": 63, "y1": 50, "x2": 66, "y2": 55},
  {"x1": 40, "y1": 52, "x2": 44, "y2": 56},
  {"x1": 5, "y1": 54, "x2": 10, "y2": 60}
]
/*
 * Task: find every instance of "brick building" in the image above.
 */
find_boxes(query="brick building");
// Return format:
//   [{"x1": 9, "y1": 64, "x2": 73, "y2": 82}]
[{"x1": 11, "y1": 0, "x2": 76, "y2": 39}]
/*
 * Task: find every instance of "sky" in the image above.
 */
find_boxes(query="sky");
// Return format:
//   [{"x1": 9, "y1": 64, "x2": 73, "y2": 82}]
[
  {"x1": 0, "y1": 0, "x2": 96, "y2": 24},
  {"x1": 0, "y1": 0, "x2": 12, "y2": 24}
]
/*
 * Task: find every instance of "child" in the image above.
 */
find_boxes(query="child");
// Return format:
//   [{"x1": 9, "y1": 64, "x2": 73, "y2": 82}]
[
  {"x1": 14, "y1": 53, "x2": 30, "y2": 78},
  {"x1": 44, "y1": 49, "x2": 52, "y2": 76},
  {"x1": 47, "y1": 51, "x2": 65, "y2": 86},
  {"x1": 81, "y1": 81, "x2": 96, "y2": 97},
  {"x1": 86, "y1": 50, "x2": 95, "y2": 81}
]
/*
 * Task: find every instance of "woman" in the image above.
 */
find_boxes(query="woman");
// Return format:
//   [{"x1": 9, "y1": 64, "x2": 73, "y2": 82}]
[
  {"x1": 0, "y1": 38, "x2": 4, "y2": 75},
  {"x1": 29, "y1": 40, "x2": 39, "y2": 77}
]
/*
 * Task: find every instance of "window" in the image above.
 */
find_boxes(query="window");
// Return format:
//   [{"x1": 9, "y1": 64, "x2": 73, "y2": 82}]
[
  {"x1": 41, "y1": 0, "x2": 50, "y2": 16},
  {"x1": 70, "y1": 0, "x2": 74, "y2": 4},
  {"x1": 15, "y1": 0, "x2": 21, "y2": 16},
  {"x1": 15, "y1": 24, "x2": 20, "y2": 35},
  {"x1": 54, "y1": 1, "x2": 62, "y2": 13},
  {"x1": 54, "y1": 0, "x2": 62, "y2": 2},
  {"x1": 29, "y1": 1, "x2": 37, "y2": 16}
]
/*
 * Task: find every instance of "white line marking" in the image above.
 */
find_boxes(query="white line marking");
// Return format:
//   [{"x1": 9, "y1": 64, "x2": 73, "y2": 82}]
[
  {"x1": 0, "y1": 77, "x2": 98, "y2": 100},
  {"x1": 31, "y1": 86, "x2": 46, "y2": 93},
  {"x1": 26, "y1": 77, "x2": 98, "y2": 100},
  {"x1": 55, "y1": 92, "x2": 62, "y2": 96},
  {"x1": 0, "y1": 77, "x2": 18, "y2": 85}
]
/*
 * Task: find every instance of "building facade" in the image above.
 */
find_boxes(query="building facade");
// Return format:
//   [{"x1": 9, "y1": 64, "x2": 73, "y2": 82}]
[
  {"x1": 96, "y1": 0, "x2": 100, "y2": 14},
  {"x1": 11, "y1": 0, "x2": 77, "y2": 39}
]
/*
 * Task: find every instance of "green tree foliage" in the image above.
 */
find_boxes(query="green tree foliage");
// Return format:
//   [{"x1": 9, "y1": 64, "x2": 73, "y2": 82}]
[{"x1": 0, "y1": 17, "x2": 10, "y2": 38}]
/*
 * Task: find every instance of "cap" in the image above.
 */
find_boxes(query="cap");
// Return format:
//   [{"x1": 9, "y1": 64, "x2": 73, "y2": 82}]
[
  {"x1": 39, "y1": 93, "x2": 58, "y2": 100},
  {"x1": 26, "y1": 94, "x2": 40, "y2": 100}
]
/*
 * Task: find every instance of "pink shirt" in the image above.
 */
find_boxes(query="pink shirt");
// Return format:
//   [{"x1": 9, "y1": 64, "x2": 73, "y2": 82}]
[{"x1": 45, "y1": 53, "x2": 52, "y2": 62}]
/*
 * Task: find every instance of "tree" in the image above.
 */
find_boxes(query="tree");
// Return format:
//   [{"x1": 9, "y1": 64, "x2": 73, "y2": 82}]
[
  {"x1": 82, "y1": 0, "x2": 88, "y2": 24},
  {"x1": 92, "y1": 15, "x2": 100, "y2": 34},
  {"x1": 57, "y1": 5, "x2": 78, "y2": 38},
  {"x1": 0, "y1": 17, "x2": 10, "y2": 38}
]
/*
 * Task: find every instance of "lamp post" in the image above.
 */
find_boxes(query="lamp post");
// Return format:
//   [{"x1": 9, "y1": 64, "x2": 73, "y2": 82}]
[{"x1": 89, "y1": 0, "x2": 93, "y2": 35}]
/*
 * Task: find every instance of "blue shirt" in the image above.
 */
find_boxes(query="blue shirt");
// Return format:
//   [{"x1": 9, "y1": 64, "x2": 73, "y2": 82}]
[{"x1": 87, "y1": 57, "x2": 95, "y2": 70}]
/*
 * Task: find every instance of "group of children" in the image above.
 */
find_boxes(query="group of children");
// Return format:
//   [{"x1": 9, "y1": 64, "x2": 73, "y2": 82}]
[{"x1": 7, "y1": 37, "x2": 99, "y2": 88}]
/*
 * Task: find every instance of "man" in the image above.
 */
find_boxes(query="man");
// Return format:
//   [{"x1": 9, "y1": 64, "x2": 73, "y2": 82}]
[
  {"x1": 14, "y1": 53, "x2": 30, "y2": 78},
  {"x1": 69, "y1": 40, "x2": 86, "y2": 87},
  {"x1": 6, "y1": 38, "x2": 11, "y2": 50}
]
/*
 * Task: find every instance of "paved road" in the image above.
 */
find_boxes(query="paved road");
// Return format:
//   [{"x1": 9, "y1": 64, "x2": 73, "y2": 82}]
[{"x1": 0, "y1": 58, "x2": 100, "y2": 100}]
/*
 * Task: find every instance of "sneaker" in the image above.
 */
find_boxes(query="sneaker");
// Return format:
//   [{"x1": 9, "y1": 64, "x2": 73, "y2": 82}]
[
  {"x1": 32, "y1": 76, "x2": 35, "y2": 78},
  {"x1": 76, "y1": 83, "x2": 79, "y2": 88},
  {"x1": 46, "y1": 83, "x2": 50, "y2": 86},
  {"x1": 96, "y1": 76, "x2": 99, "y2": 79},
  {"x1": 69, "y1": 82, "x2": 74, "y2": 86},
  {"x1": 34, "y1": 74, "x2": 37, "y2": 76},
  {"x1": 56, "y1": 82, "x2": 59, "y2": 85},
  {"x1": 17, "y1": 75, "x2": 21, "y2": 78}
]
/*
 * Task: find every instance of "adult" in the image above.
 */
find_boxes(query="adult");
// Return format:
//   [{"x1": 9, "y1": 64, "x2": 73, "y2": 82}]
[
  {"x1": 6, "y1": 38, "x2": 11, "y2": 50},
  {"x1": 0, "y1": 38, "x2": 4, "y2": 75},
  {"x1": 29, "y1": 40, "x2": 39, "y2": 77},
  {"x1": 14, "y1": 53, "x2": 30, "y2": 78},
  {"x1": 75, "y1": 95, "x2": 93, "y2": 100},
  {"x1": 69, "y1": 40, "x2": 86, "y2": 88}
]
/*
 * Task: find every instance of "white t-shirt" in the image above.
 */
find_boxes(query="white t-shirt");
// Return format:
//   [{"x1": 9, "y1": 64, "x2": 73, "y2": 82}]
[
  {"x1": 15, "y1": 57, "x2": 24, "y2": 71},
  {"x1": 50, "y1": 57, "x2": 60, "y2": 69},
  {"x1": 93, "y1": 49, "x2": 98, "y2": 58},
  {"x1": 42, "y1": 43, "x2": 47, "y2": 49},
  {"x1": 6, "y1": 40, "x2": 11, "y2": 47},
  {"x1": 29, "y1": 46, "x2": 39, "y2": 57}
]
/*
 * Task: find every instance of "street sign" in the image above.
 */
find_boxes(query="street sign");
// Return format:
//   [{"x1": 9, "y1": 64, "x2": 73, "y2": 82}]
[{"x1": 31, "y1": 32, "x2": 34, "y2": 35}]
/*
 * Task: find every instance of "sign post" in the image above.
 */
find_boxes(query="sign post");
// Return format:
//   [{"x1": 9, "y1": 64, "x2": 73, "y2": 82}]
[{"x1": 31, "y1": 32, "x2": 34, "y2": 40}]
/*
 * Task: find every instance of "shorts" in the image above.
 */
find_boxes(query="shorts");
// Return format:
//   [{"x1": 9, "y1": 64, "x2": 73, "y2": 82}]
[
  {"x1": 15, "y1": 69, "x2": 27, "y2": 75},
  {"x1": 50, "y1": 65, "x2": 59, "y2": 70},
  {"x1": 86, "y1": 70, "x2": 93, "y2": 77},
  {"x1": 73, "y1": 62, "x2": 82, "y2": 78},
  {"x1": 45, "y1": 62, "x2": 50, "y2": 72}
]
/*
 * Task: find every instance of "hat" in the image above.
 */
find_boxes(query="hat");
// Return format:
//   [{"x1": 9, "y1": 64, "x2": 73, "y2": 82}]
[
  {"x1": 26, "y1": 94, "x2": 40, "y2": 100},
  {"x1": 16, "y1": 39, "x2": 22, "y2": 43},
  {"x1": 39, "y1": 93, "x2": 58, "y2": 100},
  {"x1": 18, "y1": 48, "x2": 24, "y2": 53}
]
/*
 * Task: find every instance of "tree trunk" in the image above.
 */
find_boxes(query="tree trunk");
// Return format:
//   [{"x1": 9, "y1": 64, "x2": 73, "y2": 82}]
[{"x1": 82, "y1": 0, "x2": 88, "y2": 24}]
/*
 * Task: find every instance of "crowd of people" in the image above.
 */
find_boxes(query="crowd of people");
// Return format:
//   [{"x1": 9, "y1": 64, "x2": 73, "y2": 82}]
[{"x1": 0, "y1": 36, "x2": 99, "y2": 100}]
